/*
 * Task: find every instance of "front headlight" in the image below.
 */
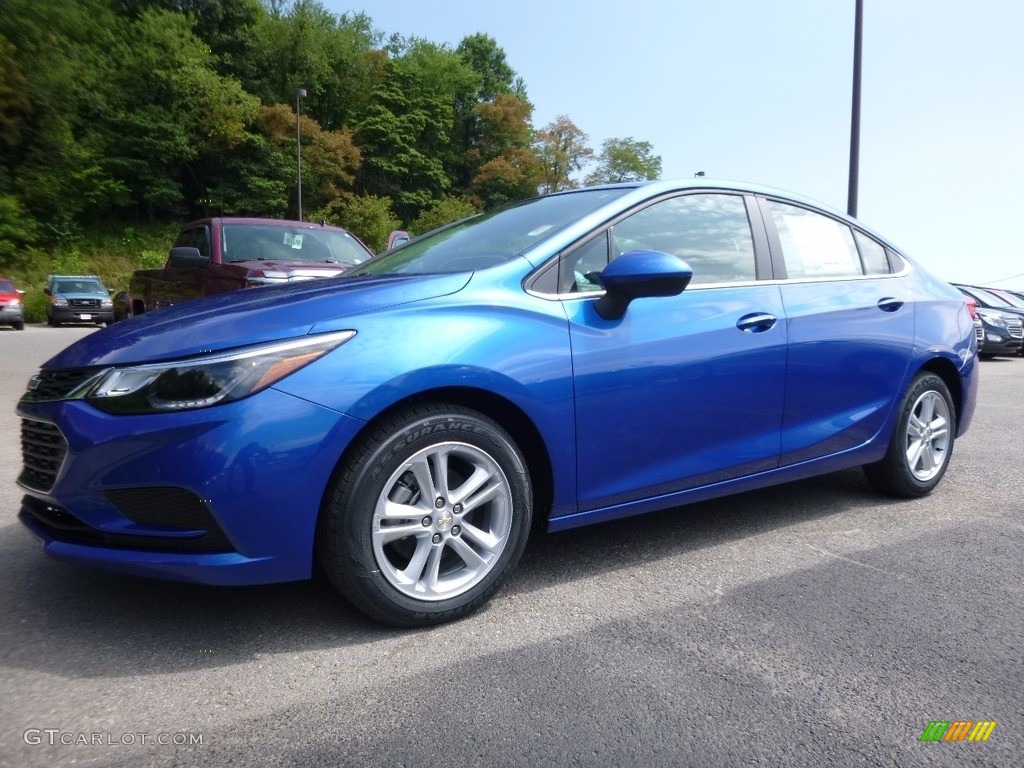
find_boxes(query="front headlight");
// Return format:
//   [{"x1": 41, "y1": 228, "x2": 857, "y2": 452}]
[
  {"x1": 101, "y1": 298, "x2": 113, "y2": 307},
  {"x1": 978, "y1": 311, "x2": 1005, "y2": 328},
  {"x1": 87, "y1": 330, "x2": 355, "y2": 414}
]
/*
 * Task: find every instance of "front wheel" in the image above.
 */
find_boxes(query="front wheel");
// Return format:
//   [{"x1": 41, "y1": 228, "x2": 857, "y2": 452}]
[
  {"x1": 863, "y1": 372, "x2": 956, "y2": 497},
  {"x1": 317, "y1": 403, "x2": 532, "y2": 627}
]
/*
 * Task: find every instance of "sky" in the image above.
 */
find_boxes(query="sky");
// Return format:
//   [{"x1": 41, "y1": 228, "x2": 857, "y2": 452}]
[{"x1": 327, "y1": 0, "x2": 1024, "y2": 291}]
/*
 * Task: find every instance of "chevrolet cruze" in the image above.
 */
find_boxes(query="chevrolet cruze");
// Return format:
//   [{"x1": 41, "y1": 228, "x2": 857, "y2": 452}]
[{"x1": 16, "y1": 180, "x2": 978, "y2": 626}]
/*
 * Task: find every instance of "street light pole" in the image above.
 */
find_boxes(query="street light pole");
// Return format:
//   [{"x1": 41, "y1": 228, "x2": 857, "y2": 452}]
[
  {"x1": 296, "y1": 87, "x2": 307, "y2": 220},
  {"x1": 847, "y1": 0, "x2": 863, "y2": 217}
]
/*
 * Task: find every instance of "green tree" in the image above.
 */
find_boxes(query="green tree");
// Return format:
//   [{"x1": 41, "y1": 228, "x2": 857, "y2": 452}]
[
  {"x1": 409, "y1": 195, "x2": 479, "y2": 236},
  {"x1": 456, "y1": 32, "x2": 515, "y2": 103},
  {"x1": 535, "y1": 115, "x2": 593, "y2": 193},
  {"x1": 1, "y1": 0, "x2": 129, "y2": 230},
  {"x1": 316, "y1": 193, "x2": 400, "y2": 252},
  {"x1": 586, "y1": 137, "x2": 662, "y2": 184},
  {"x1": 354, "y1": 38, "x2": 478, "y2": 220},
  {"x1": 103, "y1": 8, "x2": 259, "y2": 216}
]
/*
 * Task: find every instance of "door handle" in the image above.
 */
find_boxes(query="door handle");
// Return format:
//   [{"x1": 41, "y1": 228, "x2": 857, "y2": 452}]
[
  {"x1": 877, "y1": 297, "x2": 903, "y2": 312},
  {"x1": 736, "y1": 313, "x2": 777, "y2": 333}
]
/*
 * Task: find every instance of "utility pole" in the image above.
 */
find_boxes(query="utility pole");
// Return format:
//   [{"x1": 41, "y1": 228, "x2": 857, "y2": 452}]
[{"x1": 847, "y1": 0, "x2": 863, "y2": 217}]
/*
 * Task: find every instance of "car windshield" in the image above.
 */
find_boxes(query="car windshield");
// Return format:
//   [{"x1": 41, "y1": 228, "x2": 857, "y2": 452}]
[
  {"x1": 350, "y1": 188, "x2": 632, "y2": 276},
  {"x1": 993, "y1": 290, "x2": 1024, "y2": 308},
  {"x1": 968, "y1": 286, "x2": 1013, "y2": 308},
  {"x1": 55, "y1": 279, "x2": 105, "y2": 293},
  {"x1": 222, "y1": 225, "x2": 371, "y2": 265},
  {"x1": 0, "y1": 280, "x2": 14, "y2": 292}
]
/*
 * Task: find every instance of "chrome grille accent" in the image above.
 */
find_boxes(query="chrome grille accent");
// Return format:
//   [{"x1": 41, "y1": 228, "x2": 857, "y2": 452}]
[
  {"x1": 1007, "y1": 317, "x2": 1023, "y2": 339},
  {"x1": 19, "y1": 418, "x2": 68, "y2": 492},
  {"x1": 22, "y1": 368, "x2": 102, "y2": 402},
  {"x1": 68, "y1": 298, "x2": 100, "y2": 309}
]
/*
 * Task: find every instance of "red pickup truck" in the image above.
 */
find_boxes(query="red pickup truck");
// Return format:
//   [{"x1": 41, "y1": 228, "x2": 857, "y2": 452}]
[{"x1": 128, "y1": 218, "x2": 374, "y2": 316}]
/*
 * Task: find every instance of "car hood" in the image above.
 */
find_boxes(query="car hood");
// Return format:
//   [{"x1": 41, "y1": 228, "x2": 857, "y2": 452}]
[{"x1": 45, "y1": 272, "x2": 471, "y2": 369}]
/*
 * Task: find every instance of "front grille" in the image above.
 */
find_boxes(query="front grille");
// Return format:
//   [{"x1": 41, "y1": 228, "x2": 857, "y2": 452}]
[
  {"x1": 19, "y1": 419, "x2": 68, "y2": 492},
  {"x1": 22, "y1": 368, "x2": 99, "y2": 402},
  {"x1": 68, "y1": 298, "x2": 100, "y2": 309},
  {"x1": 1007, "y1": 318, "x2": 1023, "y2": 339},
  {"x1": 975, "y1": 324, "x2": 984, "y2": 342}
]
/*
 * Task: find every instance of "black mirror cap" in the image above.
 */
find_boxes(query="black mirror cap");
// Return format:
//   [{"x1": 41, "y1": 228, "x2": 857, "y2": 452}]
[{"x1": 595, "y1": 250, "x2": 693, "y2": 320}]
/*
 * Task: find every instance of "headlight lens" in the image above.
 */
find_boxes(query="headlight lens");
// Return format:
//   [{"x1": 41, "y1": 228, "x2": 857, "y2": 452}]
[
  {"x1": 978, "y1": 311, "x2": 1005, "y2": 328},
  {"x1": 87, "y1": 330, "x2": 355, "y2": 414}
]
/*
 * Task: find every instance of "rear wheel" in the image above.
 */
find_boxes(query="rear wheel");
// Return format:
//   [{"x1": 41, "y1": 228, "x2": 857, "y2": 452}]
[
  {"x1": 317, "y1": 403, "x2": 532, "y2": 627},
  {"x1": 13, "y1": 320, "x2": 23, "y2": 330},
  {"x1": 863, "y1": 372, "x2": 955, "y2": 497}
]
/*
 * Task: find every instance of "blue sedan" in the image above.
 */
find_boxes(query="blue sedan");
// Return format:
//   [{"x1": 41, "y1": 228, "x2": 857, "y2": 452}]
[{"x1": 16, "y1": 180, "x2": 978, "y2": 626}]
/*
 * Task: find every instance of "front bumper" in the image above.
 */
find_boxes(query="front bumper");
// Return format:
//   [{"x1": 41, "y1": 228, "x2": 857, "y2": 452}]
[
  {"x1": 16, "y1": 387, "x2": 366, "y2": 585},
  {"x1": 50, "y1": 306, "x2": 114, "y2": 324},
  {"x1": 0, "y1": 306, "x2": 24, "y2": 323}
]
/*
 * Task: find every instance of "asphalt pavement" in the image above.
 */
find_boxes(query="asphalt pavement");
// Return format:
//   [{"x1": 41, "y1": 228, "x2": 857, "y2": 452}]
[{"x1": 1, "y1": 324, "x2": 1021, "y2": 767}]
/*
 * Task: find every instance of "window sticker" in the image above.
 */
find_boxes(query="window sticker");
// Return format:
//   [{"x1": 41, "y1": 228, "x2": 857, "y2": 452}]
[
  {"x1": 283, "y1": 233, "x2": 304, "y2": 249},
  {"x1": 782, "y1": 215, "x2": 858, "y2": 275}
]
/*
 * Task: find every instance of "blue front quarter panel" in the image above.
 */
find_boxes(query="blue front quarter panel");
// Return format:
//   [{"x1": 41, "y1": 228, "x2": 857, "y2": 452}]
[{"x1": 282, "y1": 267, "x2": 579, "y2": 518}]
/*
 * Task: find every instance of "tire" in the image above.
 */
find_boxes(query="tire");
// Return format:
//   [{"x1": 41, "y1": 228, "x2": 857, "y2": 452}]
[
  {"x1": 47, "y1": 314, "x2": 58, "y2": 327},
  {"x1": 863, "y1": 372, "x2": 956, "y2": 497},
  {"x1": 317, "y1": 403, "x2": 532, "y2": 627},
  {"x1": 13, "y1": 320, "x2": 24, "y2": 331}
]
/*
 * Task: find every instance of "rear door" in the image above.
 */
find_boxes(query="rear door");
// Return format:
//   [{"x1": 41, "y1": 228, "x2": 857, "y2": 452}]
[{"x1": 759, "y1": 198, "x2": 914, "y2": 465}]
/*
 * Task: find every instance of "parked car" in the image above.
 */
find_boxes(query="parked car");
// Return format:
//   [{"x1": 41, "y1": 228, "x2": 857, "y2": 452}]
[
  {"x1": 16, "y1": 180, "x2": 979, "y2": 627},
  {"x1": 980, "y1": 287, "x2": 1024, "y2": 355},
  {"x1": 0, "y1": 275, "x2": 25, "y2": 330},
  {"x1": 128, "y1": 218, "x2": 373, "y2": 316},
  {"x1": 44, "y1": 275, "x2": 114, "y2": 327},
  {"x1": 953, "y1": 284, "x2": 1024, "y2": 357}
]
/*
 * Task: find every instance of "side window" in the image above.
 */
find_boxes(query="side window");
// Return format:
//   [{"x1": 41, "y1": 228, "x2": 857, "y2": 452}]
[
  {"x1": 610, "y1": 194, "x2": 757, "y2": 285},
  {"x1": 173, "y1": 228, "x2": 195, "y2": 249},
  {"x1": 854, "y1": 231, "x2": 891, "y2": 275},
  {"x1": 173, "y1": 227, "x2": 210, "y2": 258},
  {"x1": 768, "y1": 201, "x2": 863, "y2": 278},
  {"x1": 196, "y1": 226, "x2": 211, "y2": 259},
  {"x1": 561, "y1": 232, "x2": 610, "y2": 293}
]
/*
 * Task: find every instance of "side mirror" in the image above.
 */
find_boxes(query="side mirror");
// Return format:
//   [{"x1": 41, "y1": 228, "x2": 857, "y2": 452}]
[
  {"x1": 43, "y1": 288, "x2": 52, "y2": 296},
  {"x1": 387, "y1": 230, "x2": 411, "y2": 250},
  {"x1": 594, "y1": 250, "x2": 692, "y2": 320},
  {"x1": 17, "y1": 289, "x2": 26, "y2": 296},
  {"x1": 168, "y1": 246, "x2": 209, "y2": 270}
]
